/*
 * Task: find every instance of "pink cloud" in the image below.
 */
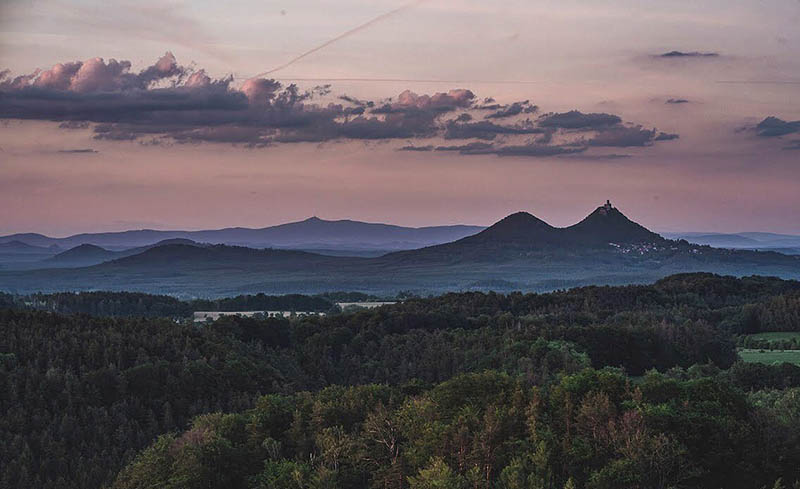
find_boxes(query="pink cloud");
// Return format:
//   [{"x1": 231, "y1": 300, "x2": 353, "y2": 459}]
[
  {"x1": 69, "y1": 57, "x2": 132, "y2": 93},
  {"x1": 33, "y1": 62, "x2": 82, "y2": 90},
  {"x1": 5, "y1": 52, "x2": 187, "y2": 93},
  {"x1": 395, "y1": 89, "x2": 475, "y2": 110},
  {"x1": 240, "y1": 78, "x2": 282, "y2": 105}
]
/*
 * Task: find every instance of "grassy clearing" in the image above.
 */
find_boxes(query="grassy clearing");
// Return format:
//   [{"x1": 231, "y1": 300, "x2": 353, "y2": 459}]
[
  {"x1": 738, "y1": 349, "x2": 800, "y2": 365},
  {"x1": 744, "y1": 332, "x2": 800, "y2": 342}
]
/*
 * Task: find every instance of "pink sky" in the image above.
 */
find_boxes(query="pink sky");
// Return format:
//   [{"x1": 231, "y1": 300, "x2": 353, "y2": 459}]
[{"x1": 1, "y1": 0, "x2": 799, "y2": 236}]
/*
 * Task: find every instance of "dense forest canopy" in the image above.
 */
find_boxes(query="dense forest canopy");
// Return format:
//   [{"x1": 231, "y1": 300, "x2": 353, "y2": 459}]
[{"x1": 2, "y1": 273, "x2": 800, "y2": 488}]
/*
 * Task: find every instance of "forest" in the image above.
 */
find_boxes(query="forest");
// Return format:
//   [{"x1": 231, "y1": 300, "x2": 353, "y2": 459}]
[{"x1": 2, "y1": 273, "x2": 800, "y2": 488}]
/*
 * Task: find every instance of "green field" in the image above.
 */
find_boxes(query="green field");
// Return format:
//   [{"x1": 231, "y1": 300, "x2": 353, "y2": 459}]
[
  {"x1": 744, "y1": 332, "x2": 800, "y2": 342},
  {"x1": 738, "y1": 348, "x2": 800, "y2": 365}
]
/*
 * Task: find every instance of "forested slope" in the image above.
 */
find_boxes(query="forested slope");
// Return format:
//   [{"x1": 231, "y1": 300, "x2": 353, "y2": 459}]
[
  {"x1": 2, "y1": 273, "x2": 800, "y2": 488},
  {"x1": 113, "y1": 370, "x2": 800, "y2": 489}
]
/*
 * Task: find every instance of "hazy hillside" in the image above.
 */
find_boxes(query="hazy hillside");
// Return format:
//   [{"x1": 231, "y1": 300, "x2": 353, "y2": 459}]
[
  {"x1": 0, "y1": 217, "x2": 485, "y2": 251},
  {"x1": 0, "y1": 203, "x2": 797, "y2": 296},
  {"x1": 667, "y1": 231, "x2": 800, "y2": 254},
  {"x1": 0, "y1": 240, "x2": 61, "y2": 269},
  {"x1": 40, "y1": 239, "x2": 205, "y2": 268}
]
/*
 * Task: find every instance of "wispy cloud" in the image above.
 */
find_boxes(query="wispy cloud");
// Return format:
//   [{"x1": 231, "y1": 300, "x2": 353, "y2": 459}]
[
  {"x1": 254, "y1": 0, "x2": 428, "y2": 77},
  {"x1": 57, "y1": 148, "x2": 98, "y2": 153},
  {"x1": 657, "y1": 50, "x2": 719, "y2": 58}
]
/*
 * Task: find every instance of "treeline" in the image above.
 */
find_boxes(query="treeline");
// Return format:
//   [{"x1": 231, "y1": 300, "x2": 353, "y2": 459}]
[
  {"x1": 113, "y1": 370, "x2": 800, "y2": 489},
  {"x1": 6, "y1": 272, "x2": 800, "y2": 328},
  {"x1": 7, "y1": 291, "x2": 335, "y2": 318},
  {"x1": 3, "y1": 273, "x2": 800, "y2": 488},
  {"x1": 738, "y1": 335, "x2": 800, "y2": 351},
  {"x1": 737, "y1": 291, "x2": 800, "y2": 333}
]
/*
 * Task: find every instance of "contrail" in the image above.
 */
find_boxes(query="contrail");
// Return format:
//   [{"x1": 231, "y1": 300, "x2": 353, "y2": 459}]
[{"x1": 254, "y1": 0, "x2": 427, "y2": 78}]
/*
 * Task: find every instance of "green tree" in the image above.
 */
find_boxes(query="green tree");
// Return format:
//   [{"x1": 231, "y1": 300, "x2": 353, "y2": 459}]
[{"x1": 408, "y1": 458, "x2": 464, "y2": 489}]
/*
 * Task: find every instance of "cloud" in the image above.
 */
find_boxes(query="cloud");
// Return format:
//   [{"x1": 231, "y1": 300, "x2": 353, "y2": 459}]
[
  {"x1": 58, "y1": 121, "x2": 89, "y2": 129},
  {"x1": 58, "y1": 148, "x2": 98, "y2": 153},
  {"x1": 417, "y1": 141, "x2": 586, "y2": 157},
  {"x1": 240, "y1": 78, "x2": 282, "y2": 105},
  {"x1": 666, "y1": 98, "x2": 690, "y2": 104},
  {"x1": 658, "y1": 51, "x2": 719, "y2": 58},
  {"x1": 589, "y1": 126, "x2": 657, "y2": 147},
  {"x1": 171, "y1": 126, "x2": 273, "y2": 146},
  {"x1": 538, "y1": 110, "x2": 621, "y2": 129},
  {"x1": 339, "y1": 94, "x2": 372, "y2": 107},
  {"x1": 586, "y1": 127, "x2": 679, "y2": 147},
  {"x1": 0, "y1": 68, "x2": 40, "y2": 90},
  {"x1": 372, "y1": 89, "x2": 475, "y2": 114},
  {"x1": 489, "y1": 143, "x2": 587, "y2": 157},
  {"x1": 7, "y1": 52, "x2": 187, "y2": 94},
  {"x1": 93, "y1": 124, "x2": 140, "y2": 141},
  {"x1": 655, "y1": 132, "x2": 679, "y2": 141},
  {"x1": 0, "y1": 53, "x2": 679, "y2": 157},
  {"x1": 755, "y1": 117, "x2": 800, "y2": 137},
  {"x1": 399, "y1": 145, "x2": 434, "y2": 151},
  {"x1": 397, "y1": 140, "x2": 590, "y2": 158},
  {"x1": 484, "y1": 101, "x2": 537, "y2": 119},
  {"x1": 435, "y1": 142, "x2": 494, "y2": 153},
  {"x1": 443, "y1": 120, "x2": 542, "y2": 140}
]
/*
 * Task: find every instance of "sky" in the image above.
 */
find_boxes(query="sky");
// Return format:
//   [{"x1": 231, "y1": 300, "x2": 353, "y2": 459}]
[{"x1": 1, "y1": 0, "x2": 799, "y2": 236}]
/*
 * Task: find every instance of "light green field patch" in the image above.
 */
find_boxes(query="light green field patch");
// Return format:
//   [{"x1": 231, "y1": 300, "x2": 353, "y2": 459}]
[{"x1": 738, "y1": 349, "x2": 800, "y2": 366}]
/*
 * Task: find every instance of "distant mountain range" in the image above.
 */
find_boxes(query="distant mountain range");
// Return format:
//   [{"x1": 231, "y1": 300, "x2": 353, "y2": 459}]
[
  {"x1": 0, "y1": 217, "x2": 484, "y2": 251},
  {"x1": 0, "y1": 202, "x2": 797, "y2": 297},
  {"x1": 664, "y1": 232, "x2": 800, "y2": 255}
]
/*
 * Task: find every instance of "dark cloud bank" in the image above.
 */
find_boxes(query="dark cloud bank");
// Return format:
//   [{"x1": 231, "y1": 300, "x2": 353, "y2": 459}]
[{"x1": 0, "y1": 52, "x2": 681, "y2": 157}]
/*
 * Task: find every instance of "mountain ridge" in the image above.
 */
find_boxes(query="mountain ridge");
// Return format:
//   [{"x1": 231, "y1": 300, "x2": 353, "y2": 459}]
[
  {"x1": 383, "y1": 201, "x2": 668, "y2": 263},
  {"x1": 0, "y1": 218, "x2": 485, "y2": 251},
  {"x1": 0, "y1": 202, "x2": 797, "y2": 296}
]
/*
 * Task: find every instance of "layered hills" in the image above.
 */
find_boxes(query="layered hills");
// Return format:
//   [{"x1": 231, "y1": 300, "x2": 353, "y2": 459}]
[
  {"x1": 0, "y1": 217, "x2": 483, "y2": 251},
  {"x1": 42, "y1": 239, "x2": 203, "y2": 268},
  {"x1": 0, "y1": 202, "x2": 797, "y2": 296}
]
